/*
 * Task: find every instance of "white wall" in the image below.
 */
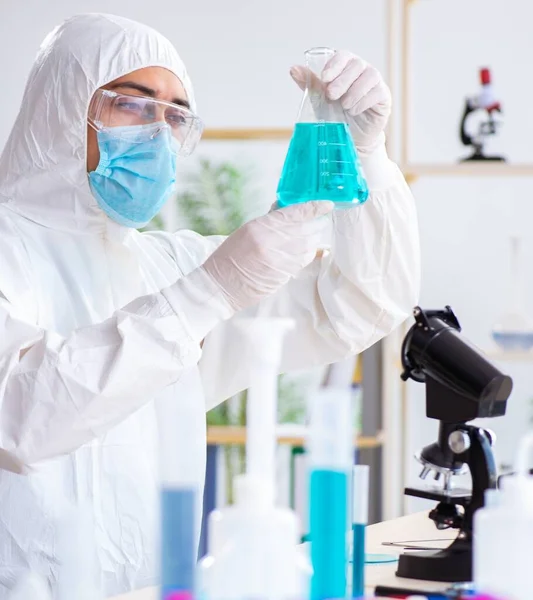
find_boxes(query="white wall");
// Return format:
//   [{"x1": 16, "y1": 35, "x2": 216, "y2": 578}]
[
  {"x1": 3, "y1": 0, "x2": 533, "y2": 516},
  {"x1": 403, "y1": 0, "x2": 533, "y2": 512},
  {"x1": 410, "y1": 0, "x2": 533, "y2": 164},
  {"x1": 0, "y1": 0, "x2": 387, "y2": 147},
  {"x1": 406, "y1": 176, "x2": 533, "y2": 513}
]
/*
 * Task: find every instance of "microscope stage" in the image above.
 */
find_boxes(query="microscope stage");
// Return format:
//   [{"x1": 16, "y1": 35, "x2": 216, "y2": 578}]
[{"x1": 405, "y1": 486, "x2": 471, "y2": 505}]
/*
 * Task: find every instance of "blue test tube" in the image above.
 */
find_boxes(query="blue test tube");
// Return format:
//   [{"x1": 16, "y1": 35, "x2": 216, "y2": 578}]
[
  {"x1": 352, "y1": 465, "x2": 369, "y2": 599},
  {"x1": 161, "y1": 484, "x2": 196, "y2": 600},
  {"x1": 308, "y1": 388, "x2": 353, "y2": 600},
  {"x1": 157, "y1": 396, "x2": 197, "y2": 600}
]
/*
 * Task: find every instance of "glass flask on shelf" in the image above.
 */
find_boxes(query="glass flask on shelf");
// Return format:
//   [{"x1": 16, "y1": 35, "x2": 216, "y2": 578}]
[
  {"x1": 276, "y1": 47, "x2": 369, "y2": 209},
  {"x1": 491, "y1": 235, "x2": 533, "y2": 351}
]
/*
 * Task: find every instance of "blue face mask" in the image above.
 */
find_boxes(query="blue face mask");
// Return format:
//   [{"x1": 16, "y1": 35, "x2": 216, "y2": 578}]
[{"x1": 88, "y1": 123, "x2": 178, "y2": 228}]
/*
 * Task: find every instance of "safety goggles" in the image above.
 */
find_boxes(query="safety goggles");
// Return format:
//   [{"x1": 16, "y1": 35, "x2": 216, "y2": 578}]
[{"x1": 88, "y1": 89, "x2": 204, "y2": 157}]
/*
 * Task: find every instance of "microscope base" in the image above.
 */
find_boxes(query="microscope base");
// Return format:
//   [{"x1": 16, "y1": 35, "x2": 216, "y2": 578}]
[
  {"x1": 396, "y1": 540, "x2": 472, "y2": 583},
  {"x1": 460, "y1": 153, "x2": 506, "y2": 162}
]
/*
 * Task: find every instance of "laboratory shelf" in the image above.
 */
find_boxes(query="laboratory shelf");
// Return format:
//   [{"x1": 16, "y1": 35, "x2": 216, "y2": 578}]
[
  {"x1": 203, "y1": 128, "x2": 292, "y2": 141},
  {"x1": 396, "y1": 0, "x2": 533, "y2": 185},
  {"x1": 201, "y1": 132, "x2": 533, "y2": 181},
  {"x1": 206, "y1": 425, "x2": 383, "y2": 449},
  {"x1": 404, "y1": 163, "x2": 533, "y2": 181}
]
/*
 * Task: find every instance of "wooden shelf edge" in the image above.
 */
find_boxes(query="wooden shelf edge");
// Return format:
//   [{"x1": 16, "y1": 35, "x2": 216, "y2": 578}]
[
  {"x1": 207, "y1": 425, "x2": 384, "y2": 449},
  {"x1": 200, "y1": 130, "x2": 533, "y2": 179},
  {"x1": 203, "y1": 128, "x2": 292, "y2": 141},
  {"x1": 404, "y1": 163, "x2": 533, "y2": 180}
]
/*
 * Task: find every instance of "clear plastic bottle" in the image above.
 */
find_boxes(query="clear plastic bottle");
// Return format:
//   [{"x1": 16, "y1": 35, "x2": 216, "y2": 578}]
[
  {"x1": 198, "y1": 318, "x2": 311, "y2": 600},
  {"x1": 491, "y1": 235, "x2": 533, "y2": 351},
  {"x1": 277, "y1": 47, "x2": 369, "y2": 209},
  {"x1": 474, "y1": 433, "x2": 533, "y2": 600},
  {"x1": 199, "y1": 475, "x2": 310, "y2": 600}
]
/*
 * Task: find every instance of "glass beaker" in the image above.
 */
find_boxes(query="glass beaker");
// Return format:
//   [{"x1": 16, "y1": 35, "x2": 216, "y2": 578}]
[
  {"x1": 277, "y1": 47, "x2": 369, "y2": 209},
  {"x1": 491, "y1": 235, "x2": 533, "y2": 351}
]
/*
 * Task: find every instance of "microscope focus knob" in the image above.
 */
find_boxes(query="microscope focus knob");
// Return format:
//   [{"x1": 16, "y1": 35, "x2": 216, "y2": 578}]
[{"x1": 448, "y1": 430, "x2": 471, "y2": 454}]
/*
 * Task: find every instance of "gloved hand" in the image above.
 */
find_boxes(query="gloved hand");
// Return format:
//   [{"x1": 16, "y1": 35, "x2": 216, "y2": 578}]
[
  {"x1": 202, "y1": 201, "x2": 334, "y2": 312},
  {"x1": 290, "y1": 51, "x2": 392, "y2": 154}
]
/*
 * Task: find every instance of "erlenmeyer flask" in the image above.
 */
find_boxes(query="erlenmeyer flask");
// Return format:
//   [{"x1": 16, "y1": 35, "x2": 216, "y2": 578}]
[
  {"x1": 277, "y1": 47, "x2": 369, "y2": 209},
  {"x1": 491, "y1": 235, "x2": 533, "y2": 351}
]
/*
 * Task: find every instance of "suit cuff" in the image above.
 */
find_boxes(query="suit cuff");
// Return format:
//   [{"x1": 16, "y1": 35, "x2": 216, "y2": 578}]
[
  {"x1": 358, "y1": 140, "x2": 399, "y2": 191},
  {"x1": 161, "y1": 267, "x2": 235, "y2": 342}
]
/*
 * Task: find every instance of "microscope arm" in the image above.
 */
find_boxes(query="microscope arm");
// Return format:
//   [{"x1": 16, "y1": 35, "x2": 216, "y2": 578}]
[
  {"x1": 460, "y1": 100, "x2": 476, "y2": 147},
  {"x1": 450, "y1": 426, "x2": 498, "y2": 538}
]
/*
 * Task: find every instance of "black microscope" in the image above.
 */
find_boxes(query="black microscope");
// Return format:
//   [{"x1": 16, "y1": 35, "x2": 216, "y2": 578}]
[
  {"x1": 397, "y1": 306, "x2": 513, "y2": 583},
  {"x1": 459, "y1": 68, "x2": 505, "y2": 162}
]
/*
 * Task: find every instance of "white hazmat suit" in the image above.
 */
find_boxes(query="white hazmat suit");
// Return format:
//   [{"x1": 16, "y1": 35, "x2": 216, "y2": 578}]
[{"x1": 0, "y1": 13, "x2": 420, "y2": 599}]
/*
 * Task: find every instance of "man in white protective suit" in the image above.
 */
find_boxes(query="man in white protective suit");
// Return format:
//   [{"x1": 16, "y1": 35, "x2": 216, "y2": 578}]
[{"x1": 0, "y1": 13, "x2": 420, "y2": 599}]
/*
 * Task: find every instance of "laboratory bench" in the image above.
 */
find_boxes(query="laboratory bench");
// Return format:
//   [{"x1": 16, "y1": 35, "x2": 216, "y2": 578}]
[{"x1": 111, "y1": 510, "x2": 453, "y2": 599}]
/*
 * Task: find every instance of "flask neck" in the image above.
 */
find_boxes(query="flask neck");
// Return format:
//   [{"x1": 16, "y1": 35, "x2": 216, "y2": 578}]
[
  {"x1": 304, "y1": 47, "x2": 335, "y2": 94},
  {"x1": 298, "y1": 47, "x2": 347, "y2": 124},
  {"x1": 305, "y1": 47, "x2": 335, "y2": 77}
]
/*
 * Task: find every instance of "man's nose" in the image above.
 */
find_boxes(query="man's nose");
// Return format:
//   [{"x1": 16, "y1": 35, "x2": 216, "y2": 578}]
[{"x1": 155, "y1": 106, "x2": 167, "y2": 122}]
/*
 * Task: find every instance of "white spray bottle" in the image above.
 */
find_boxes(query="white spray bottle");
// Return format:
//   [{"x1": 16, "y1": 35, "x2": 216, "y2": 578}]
[
  {"x1": 199, "y1": 318, "x2": 311, "y2": 600},
  {"x1": 474, "y1": 431, "x2": 533, "y2": 600}
]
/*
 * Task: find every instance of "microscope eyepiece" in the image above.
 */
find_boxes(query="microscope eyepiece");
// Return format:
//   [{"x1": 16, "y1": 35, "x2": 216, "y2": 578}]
[{"x1": 401, "y1": 306, "x2": 512, "y2": 422}]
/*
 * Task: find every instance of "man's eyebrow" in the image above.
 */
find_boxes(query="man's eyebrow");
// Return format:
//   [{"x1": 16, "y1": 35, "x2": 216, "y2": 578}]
[
  {"x1": 171, "y1": 97, "x2": 191, "y2": 109},
  {"x1": 109, "y1": 81, "x2": 190, "y2": 109}
]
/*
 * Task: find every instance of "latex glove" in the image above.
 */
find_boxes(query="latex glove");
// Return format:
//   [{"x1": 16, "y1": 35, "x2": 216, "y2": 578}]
[
  {"x1": 202, "y1": 201, "x2": 334, "y2": 312},
  {"x1": 290, "y1": 51, "x2": 392, "y2": 153}
]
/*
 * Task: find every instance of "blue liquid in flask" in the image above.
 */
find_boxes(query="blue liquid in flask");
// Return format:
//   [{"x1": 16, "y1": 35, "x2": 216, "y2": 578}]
[{"x1": 277, "y1": 122, "x2": 369, "y2": 208}]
